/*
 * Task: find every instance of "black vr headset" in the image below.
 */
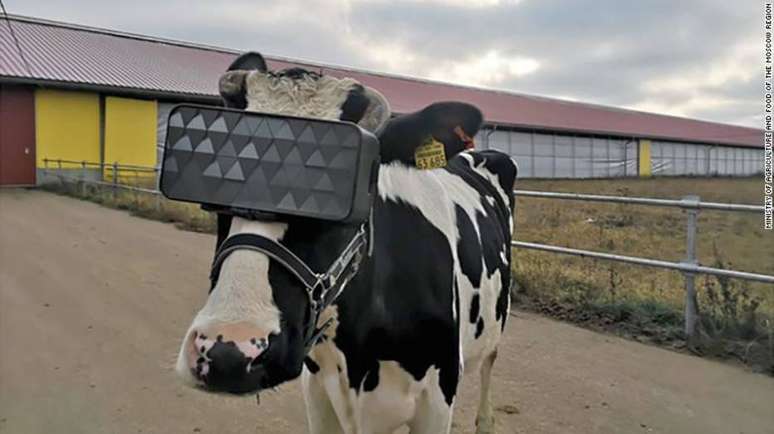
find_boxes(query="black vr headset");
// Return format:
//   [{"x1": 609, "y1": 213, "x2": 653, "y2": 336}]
[{"x1": 160, "y1": 104, "x2": 380, "y2": 223}]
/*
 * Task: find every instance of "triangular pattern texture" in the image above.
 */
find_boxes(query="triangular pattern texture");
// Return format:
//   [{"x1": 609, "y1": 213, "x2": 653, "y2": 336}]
[
  {"x1": 179, "y1": 107, "x2": 198, "y2": 124},
  {"x1": 222, "y1": 112, "x2": 241, "y2": 131},
  {"x1": 297, "y1": 125, "x2": 317, "y2": 144},
  {"x1": 194, "y1": 138, "x2": 214, "y2": 154},
  {"x1": 315, "y1": 173, "x2": 335, "y2": 192},
  {"x1": 233, "y1": 117, "x2": 254, "y2": 138},
  {"x1": 216, "y1": 156, "x2": 237, "y2": 175},
  {"x1": 239, "y1": 143, "x2": 260, "y2": 160},
  {"x1": 306, "y1": 150, "x2": 326, "y2": 168},
  {"x1": 165, "y1": 126, "x2": 185, "y2": 147},
  {"x1": 224, "y1": 161, "x2": 245, "y2": 181},
  {"x1": 262, "y1": 144, "x2": 282, "y2": 163},
  {"x1": 274, "y1": 139, "x2": 295, "y2": 160},
  {"x1": 277, "y1": 192, "x2": 297, "y2": 210},
  {"x1": 320, "y1": 128, "x2": 339, "y2": 146},
  {"x1": 218, "y1": 141, "x2": 237, "y2": 158},
  {"x1": 187, "y1": 114, "x2": 206, "y2": 130},
  {"x1": 252, "y1": 136, "x2": 272, "y2": 156},
  {"x1": 300, "y1": 195, "x2": 319, "y2": 213},
  {"x1": 287, "y1": 119, "x2": 308, "y2": 138},
  {"x1": 209, "y1": 131, "x2": 229, "y2": 149},
  {"x1": 203, "y1": 161, "x2": 222, "y2": 178},
  {"x1": 284, "y1": 147, "x2": 303, "y2": 165},
  {"x1": 164, "y1": 156, "x2": 178, "y2": 172},
  {"x1": 209, "y1": 117, "x2": 228, "y2": 133},
  {"x1": 201, "y1": 109, "x2": 220, "y2": 128},
  {"x1": 172, "y1": 136, "x2": 193, "y2": 151},
  {"x1": 160, "y1": 106, "x2": 369, "y2": 220},
  {"x1": 169, "y1": 112, "x2": 185, "y2": 128}
]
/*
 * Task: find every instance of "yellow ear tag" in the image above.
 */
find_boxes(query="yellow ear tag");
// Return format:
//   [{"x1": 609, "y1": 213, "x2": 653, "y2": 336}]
[{"x1": 414, "y1": 137, "x2": 447, "y2": 170}]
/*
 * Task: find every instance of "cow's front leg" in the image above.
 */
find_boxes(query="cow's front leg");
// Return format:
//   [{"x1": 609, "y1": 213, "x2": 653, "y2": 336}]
[
  {"x1": 407, "y1": 383, "x2": 454, "y2": 434},
  {"x1": 475, "y1": 350, "x2": 497, "y2": 434},
  {"x1": 302, "y1": 367, "x2": 344, "y2": 434}
]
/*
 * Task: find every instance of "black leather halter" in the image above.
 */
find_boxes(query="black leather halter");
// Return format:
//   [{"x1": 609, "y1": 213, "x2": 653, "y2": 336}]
[{"x1": 209, "y1": 213, "x2": 368, "y2": 353}]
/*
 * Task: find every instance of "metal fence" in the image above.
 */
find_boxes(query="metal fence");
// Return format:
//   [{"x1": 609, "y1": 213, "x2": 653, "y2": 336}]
[
  {"x1": 42, "y1": 158, "x2": 772, "y2": 341},
  {"x1": 42, "y1": 158, "x2": 161, "y2": 196},
  {"x1": 511, "y1": 190, "x2": 774, "y2": 342}
]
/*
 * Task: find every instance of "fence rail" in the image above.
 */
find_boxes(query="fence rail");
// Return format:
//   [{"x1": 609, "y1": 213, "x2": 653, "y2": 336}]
[
  {"x1": 511, "y1": 189, "x2": 773, "y2": 343},
  {"x1": 42, "y1": 158, "x2": 772, "y2": 342},
  {"x1": 512, "y1": 189, "x2": 764, "y2": 213},
  {"x1": 511, "y1": 241, "x2": 774, "y2": 284},
  {"x1": 42, "y1": 158, "x2": 161, "y2": 195}
]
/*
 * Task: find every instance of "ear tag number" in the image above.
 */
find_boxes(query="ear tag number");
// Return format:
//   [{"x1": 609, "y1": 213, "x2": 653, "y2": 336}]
[{"x1": 414, "y1": 138, "x2": 447, "y2": 170}]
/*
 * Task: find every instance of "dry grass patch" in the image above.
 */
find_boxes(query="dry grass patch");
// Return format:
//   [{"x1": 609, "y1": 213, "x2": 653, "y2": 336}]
[
  {"x1": 42, "y1": 180, "x2": 215, "y2": 234},
  {"x1": 512, "y1": 176, "x2": 773, "y2": 372}
]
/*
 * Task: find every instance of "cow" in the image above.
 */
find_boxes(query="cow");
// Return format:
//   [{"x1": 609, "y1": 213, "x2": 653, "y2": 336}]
[{"x1": 175, "y1": 52, "x2": 518, "y2": 434}]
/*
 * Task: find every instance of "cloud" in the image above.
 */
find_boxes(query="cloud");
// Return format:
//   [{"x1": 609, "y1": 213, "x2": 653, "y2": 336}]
[
  {"x1": 427, "y1": 50, "x2": 540, "y2": 87},
  {"x1": 4, "y1": 0, "x2": 761, "y2": 127}
]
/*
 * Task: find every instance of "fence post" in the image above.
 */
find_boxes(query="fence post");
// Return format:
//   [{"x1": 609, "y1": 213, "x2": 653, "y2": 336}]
[
  {"x1": 134, "y1": 168, "x2": 139, "y2": 207},
  {"x1": 681, "y1": 195, "x2": 700, "y2": 346},
  {"x1": 57, "y1": 159, "x2": 63, "y2": 188},
  {"x1": 112, "y1": 162, "x2": 118, "y2": 200},
  {"x1": 43, "y1": 158, "x2": 48, "y2": 182},
  {"x1": 80, "y1": 161, "x2": 87, "y2": 196}
]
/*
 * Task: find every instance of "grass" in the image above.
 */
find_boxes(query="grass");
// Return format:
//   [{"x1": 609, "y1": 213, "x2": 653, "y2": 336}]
[
  {"x1": 512, "y1": 176, "x2": 774, "y2": 373},
  {"x1": 41, "y1": 179, "x2": 216, "y2": 233}
]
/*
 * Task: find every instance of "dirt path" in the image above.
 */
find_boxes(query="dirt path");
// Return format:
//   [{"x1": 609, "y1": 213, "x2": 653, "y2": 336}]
[{"x1": 1, "y1": 189, "x2": 772, "y2": 434}]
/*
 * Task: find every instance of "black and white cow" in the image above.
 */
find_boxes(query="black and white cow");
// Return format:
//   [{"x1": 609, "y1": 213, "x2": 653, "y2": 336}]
[{"x1": 176, "y1": 52, "x2": 518, "y2": 434}]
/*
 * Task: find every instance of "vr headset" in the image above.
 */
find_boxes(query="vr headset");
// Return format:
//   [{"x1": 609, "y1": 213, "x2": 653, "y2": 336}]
[{"x1": 160, "y1": 105, "x2": 380, "y2": 223}]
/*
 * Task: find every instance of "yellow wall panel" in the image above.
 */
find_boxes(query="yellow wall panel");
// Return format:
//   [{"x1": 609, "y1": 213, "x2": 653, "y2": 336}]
[
  {"x1": 35, "y1": 89, "x2": 100, "y2": 167},
  {"x1": 638, "y1": 139, "x2": 652, "y2": 176},
  {"x1": 104, "y1": 96, "x2": 157, "y2": 167}
]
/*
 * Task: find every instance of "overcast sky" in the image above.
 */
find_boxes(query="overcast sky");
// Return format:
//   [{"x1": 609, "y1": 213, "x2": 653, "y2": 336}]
[{"x1": 6, "y1": 0, "x2": 761, "y2": 128}]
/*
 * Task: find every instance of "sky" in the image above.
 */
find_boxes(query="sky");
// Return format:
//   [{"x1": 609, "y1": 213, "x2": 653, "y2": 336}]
[{"x1": 5, "y1": 0, "x2": 762, "y2": 128}]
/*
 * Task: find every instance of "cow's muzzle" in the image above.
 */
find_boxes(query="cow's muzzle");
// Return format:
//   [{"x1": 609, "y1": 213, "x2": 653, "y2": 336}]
[{"x1": 181, "y1": 323, "x2": 270, "y2": 394}]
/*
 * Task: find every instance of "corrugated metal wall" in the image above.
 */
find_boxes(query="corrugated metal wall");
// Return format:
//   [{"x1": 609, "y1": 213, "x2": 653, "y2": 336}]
[
  {"x1": 479, "y1": 127, "x2": 638, "y2": 178},
  {"x1": 651, "y1": 140, "x2": 760, "y2": 176},
  {"x1": 156, "y1": 102, "x2": 176, "y2": 168},
  {"x1": 478, "y1": 127, "x2": 762, "y2": 178}
]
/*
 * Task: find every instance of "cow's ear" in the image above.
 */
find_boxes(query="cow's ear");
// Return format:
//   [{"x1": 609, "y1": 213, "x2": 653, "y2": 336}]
[
  {"x1": 422, "y1": 102, "x2": 483, "y2": 150},
  {"x1": 340, "y1": 85, "x2": 391, "y2": 134},
  {"x1": 359, "y1": 86, "x2": 391, "y2": 133},
  {"x1": 219, "y1": 52, "x2": 268, "y2": 109},
  {"x1": 227, "y1": 52, "x2": 268, "y2": 72},
  {"x1": 378, "y1": 101, "x2": 483, "y2": 164}
]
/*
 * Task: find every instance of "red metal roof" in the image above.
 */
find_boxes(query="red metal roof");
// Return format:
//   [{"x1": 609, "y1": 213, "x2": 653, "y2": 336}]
[{"x1": 0, "y1": 14, "x2": 762, "y2": 148}]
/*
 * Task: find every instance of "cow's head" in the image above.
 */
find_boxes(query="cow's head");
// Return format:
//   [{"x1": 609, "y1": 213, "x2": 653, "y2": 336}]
[
  {"x1": 175, "y1": 52, "x2": 387, "y2": 394},
  {"x1": 378, "y1": 101, "x2": 483, "y2": 165},
  {"x1": 175, "y1": 51, "x2": 487, "y2": 395}
]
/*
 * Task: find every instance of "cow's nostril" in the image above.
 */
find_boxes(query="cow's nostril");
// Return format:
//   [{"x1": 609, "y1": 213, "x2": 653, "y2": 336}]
[{"x1": 208, "y1": 341, "x2": 249, "y2": 372}]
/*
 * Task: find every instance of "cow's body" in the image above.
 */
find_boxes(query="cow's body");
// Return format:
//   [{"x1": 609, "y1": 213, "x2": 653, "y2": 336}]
[
  {"x1": 291, "y1": 151, "x2": 516, "y2": 433},
  {"x1": 175, "y1": 51, "x2": 517, "y2": 434}
]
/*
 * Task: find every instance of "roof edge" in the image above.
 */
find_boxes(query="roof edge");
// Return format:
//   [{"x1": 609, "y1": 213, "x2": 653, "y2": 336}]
[{"x1": 0, "y1": 76, "x2": 222, "y2": 103}]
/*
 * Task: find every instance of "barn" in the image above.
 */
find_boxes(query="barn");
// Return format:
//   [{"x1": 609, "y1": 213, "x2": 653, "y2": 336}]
[{"x1": 0, "y1": 14, "x2": 763, "y2": 186}]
